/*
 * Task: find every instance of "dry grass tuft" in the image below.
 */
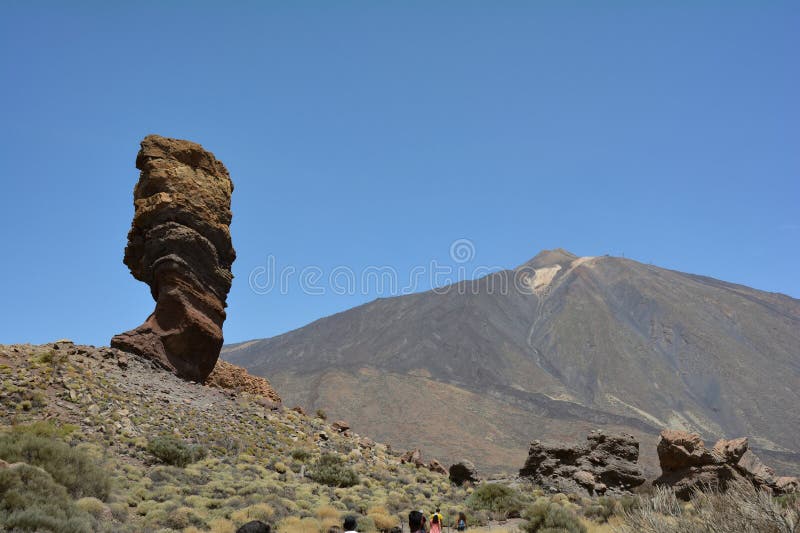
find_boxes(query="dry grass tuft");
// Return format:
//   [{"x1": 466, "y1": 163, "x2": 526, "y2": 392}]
[{"x1": 613, "y1": 479, "x2": 799, "y2": 533}]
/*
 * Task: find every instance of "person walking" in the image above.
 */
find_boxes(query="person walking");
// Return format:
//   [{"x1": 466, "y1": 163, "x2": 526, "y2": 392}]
[
  {"x1": 429, "y1": 513, "x2": 442, "y2": 533},
  {"x1": 456, "y1": 512, "x2": 467, "y2": 532},
  {"x1": 409, "y1": 511, "x2": 425, "y2": 533},
  {"x1": 236, "y1": 521, "x2": 271, "y2": 533},
  {"x1": 343, "y1": 516, "x2": 358, "y2": 533}
]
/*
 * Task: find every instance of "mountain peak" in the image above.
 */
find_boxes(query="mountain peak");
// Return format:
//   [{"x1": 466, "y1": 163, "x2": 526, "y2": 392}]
[{"x1": 520, "y1": 248, "x2": 579, "y2": 269}]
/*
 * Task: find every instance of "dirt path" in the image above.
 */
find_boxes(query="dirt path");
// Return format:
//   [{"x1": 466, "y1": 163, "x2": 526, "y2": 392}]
[{"x1": 466, "y1": 518, "x2": 524, "y2": 532}]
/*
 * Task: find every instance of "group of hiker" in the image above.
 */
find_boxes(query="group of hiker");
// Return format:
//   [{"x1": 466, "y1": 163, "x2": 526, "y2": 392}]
[
  {"x1": 408, "y1": 507, "x2": 468, "y2": 533},
  {"x1": 234, "y1": 507, "x2": 469, "y2": 533}
]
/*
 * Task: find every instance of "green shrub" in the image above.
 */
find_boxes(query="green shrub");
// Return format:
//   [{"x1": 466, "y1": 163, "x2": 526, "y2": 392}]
[
  {"x1": 146, "y1": 436, "x2": 207, "y2": 467},
  {"x1": 357, "y1": 515, "x2": 377, "y2": 532},
  {"x1": 308, "y1": 453, "x2": 359, "y2": 487},
  {"x1": 618, "y1": 494, "x2": 640, "y2": 514},
  {"x1": 582, "y1": 496, "x2": 615, "y2": 523},
  {"x1": 775, "y1": 492, "x2": 799, "y2": 510},
  {"x1": 0, "y1": 463, "x2": 94, "y2": 532},
  {"x1": 163, "y1": 506, "x2": 205, "y2": 530},
  {"x1": 291, "y1": 448, "x2": 312, "y2": 462},
  {"x1": 466, "y1": 509, "x2": 489, "y2": 527},
  {"x1": 467, "y1": 483, "x2": 524, "y2": 518},
  {"x1": 108, "y1": 501, "x2": 129, "y2": 522},
  {"x1": 0, "y1": 425, "x2": 110, "y2": 499},
  {"x1": 521, "y1": 499, "x2": 586, "y2": 533},
  {"x1": 316, "y1": 409, "x2": 328, "y2": 420},
  {"x1": 76, "y1": 496, "x2": 106, "y2": 519}
]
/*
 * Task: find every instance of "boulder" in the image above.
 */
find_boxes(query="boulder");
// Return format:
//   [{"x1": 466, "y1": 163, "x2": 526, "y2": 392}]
[
  {"x1": 331, "y1": 420, "x2": 350, "y2": 433},
  {"x1": 401, "y1": 448, "x2": 425, "y2": 467},
  {"x1": 653, "y1": 429, "x2": 798, "y2": 499},
  {"x1": 428, "y1": 459, "x2": 448, "y2": 475},
  {"x1": 519, "y1": 430, "x2": 644, "y2": 496},
  {"x1": 449, "y1": 460, "x2": 480, "y2": 486},
  {"x1": 111, "y1": 135, "x2": 236, "y2": 382},
  {"x1": 776, "y1": 477, "x2": 800, "y2": 494},
  {"x1": 711, "y1": 437, "x2": 748, "y2": 463},
  {"x1": 736, "y1": 449, "x2": 777, "y2": 486},
  {"x1": 52, "y1": 339, "x2": 74, "y2": 350},
  {"x1": 204, "y1": 360, "x2": 281, "y2": 403},
  {"x1": 656, "y1": 429, "x2": 714, "y2": 471}
]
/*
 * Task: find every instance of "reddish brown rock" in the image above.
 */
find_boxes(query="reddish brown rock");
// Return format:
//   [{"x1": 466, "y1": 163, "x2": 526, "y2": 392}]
[
  {"x1": 204, "y1": 360, "x2": 281, "y2": 403},
  {"x1": 428, "y1": 459, "x2": 448, "y2": 475},
  {"x1": 737, "y1": 449, "x2": 777, "y2": 486},
  {"x1": 654, "y1": 429, "x2": 798, "y2": 499},
  {"x1": 656, "y1": 429, "x2": 714, "y2": 471},
  {"x1": 111, "y1": 135, "x2": 235, "y2": 382},
  {"x1": 401, "y1": 448, "x2": 425, "y2": 467},
  {"x1": 776, "y1": 477, "x2": 800, "y2": 493},
  {"x1": 291, "y1": 406, "x2": 307, "y2": 416},
  {"x1": 711, "y1": 436, "x2": 748, "y2": 463},
  {"x1": 331, "y1": 420, "x2": 351, "y2": 433},
  {"x1": 519, "y1": 430, "x2": 644, "y2": 495}
]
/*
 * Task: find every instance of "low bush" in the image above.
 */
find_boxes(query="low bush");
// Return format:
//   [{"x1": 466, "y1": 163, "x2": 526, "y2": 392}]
[
  {"x1": 308, "y1": 453, "x2": 360, "y2": 488},
  {"x1": 0, "y1": 424, "x2": 110, "y2": 499},
  {"x1": 467, "y1": 483, "x2": 524, "y2": 519},
  {"x1": 582, "y1": 496, "x2": 615, "y2": 523},
  {"x1": 291, "y1": 448, "x2": 313, "y2": 462},
  {"x1": 0, "y1": 463, "x2": 94, "y2": 532},
  {"x1": 357, "y1": 515, "x2": 377, "y2": 533},
  {"x1": 146, "y1": 435, "x2": 207, "y2": 467},
  {"x1": 232, "y1": 503, "x2": 276, "y2": 524},
  {"x1": 368, "y1": 510, "x2": 399, "y2": 531},
  {"x1": 615, "y1": 480, "x2": 800, "y2": 533},
  {"x1": 75, "y1": 496, "x2": 107, "y2": 519},
  {"x1": 521, "y1": 499, "x2": 586, "y2": 533}
]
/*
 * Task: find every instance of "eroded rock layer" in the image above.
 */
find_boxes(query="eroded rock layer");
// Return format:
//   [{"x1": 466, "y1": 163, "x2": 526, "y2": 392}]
[
  {"x1": 519, "y1": 430, "x2": 645, "y2": 495},
  {"x1": 111, "y1": 135, "x2": 235, "y2": 382},
  {"x1": 654, "y1": 429, "x2": 799, "y2": 499},
  {"x1": 205, "y1": 360, "x2": 281, "y2": 404}
]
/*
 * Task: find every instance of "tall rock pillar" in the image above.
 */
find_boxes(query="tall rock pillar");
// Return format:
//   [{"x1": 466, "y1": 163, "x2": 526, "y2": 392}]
[{"x1": 111, "y1": 135, "x2": 235, "y2": 382}]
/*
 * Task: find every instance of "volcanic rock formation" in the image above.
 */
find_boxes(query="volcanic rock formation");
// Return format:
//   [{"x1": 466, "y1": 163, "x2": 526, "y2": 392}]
[
  {"x1": 428, "y1": 459, "x2": 448, "y2": 475},
  {"x1": 449, "y1": 460, "x2": 480, "y2": 486},
  {"x1": 519, "y1": 430, "x2": 645, "y2": 495},
  {"x1": 205, "y1": 360, "x2": 281, "y2": 404},
  {"x1": 653, "y1": 429, "x2": 799, "y2": 499},
  {"x1": 111, "y1": 135, "x2": 235, "y2": 382}
]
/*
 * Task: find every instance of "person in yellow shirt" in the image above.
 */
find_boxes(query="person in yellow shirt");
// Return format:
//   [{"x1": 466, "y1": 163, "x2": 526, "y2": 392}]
[{"x1": 430, "y1": 508, "x2": 444, "y2": 533}]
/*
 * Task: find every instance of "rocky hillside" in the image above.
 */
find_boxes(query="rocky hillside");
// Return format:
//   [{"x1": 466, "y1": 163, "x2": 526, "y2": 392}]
[
  {"x1": 0, "y1": 342, "x2": 472, "y2": 532},
  {"x1": 223, "y1": 249, "x2": 800, "y2": 476}
]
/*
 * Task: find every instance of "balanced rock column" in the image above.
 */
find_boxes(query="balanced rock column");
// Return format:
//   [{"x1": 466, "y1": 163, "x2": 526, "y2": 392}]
[{"x1": 111, "y1": 135, "x2": 235, "y2": 382}]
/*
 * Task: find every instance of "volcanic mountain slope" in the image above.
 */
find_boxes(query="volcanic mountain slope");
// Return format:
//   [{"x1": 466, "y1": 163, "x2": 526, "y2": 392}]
[{"x1": 224, "y1": 249, "x2": 800, "y2": 476}]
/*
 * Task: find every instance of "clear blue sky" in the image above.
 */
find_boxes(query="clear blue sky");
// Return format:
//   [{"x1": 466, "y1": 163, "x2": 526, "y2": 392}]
[{"x1": 1, "y1": 1, "x2": 798, "y2": 347}]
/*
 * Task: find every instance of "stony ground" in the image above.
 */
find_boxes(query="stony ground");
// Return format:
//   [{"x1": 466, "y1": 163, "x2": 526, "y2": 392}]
[
  {"x1": 0, "y1": 341, "x2": 476, "y2": 532},
  {"x1": 5, "y1": 342, "x2": 794, "y2": 533}
]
